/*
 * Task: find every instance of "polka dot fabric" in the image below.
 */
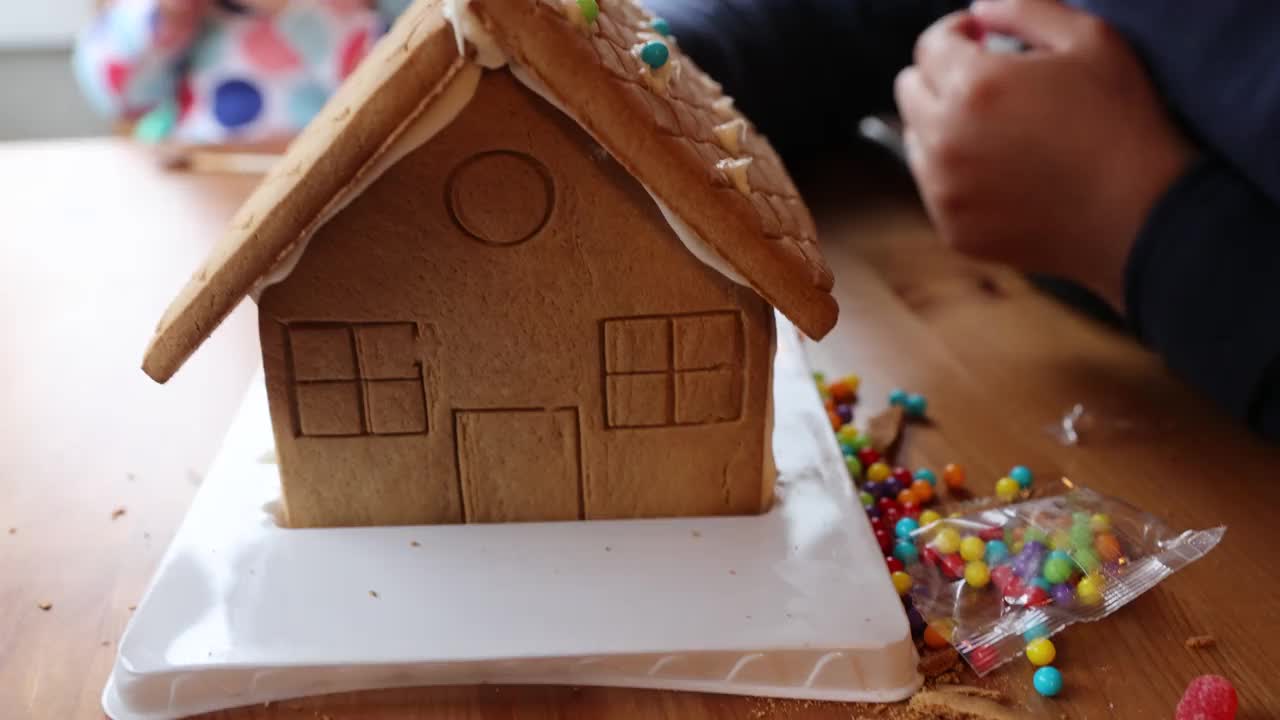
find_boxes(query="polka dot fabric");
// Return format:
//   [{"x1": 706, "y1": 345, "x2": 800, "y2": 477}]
[{"x1": 73, "y1": 0, "x2": 401, "y2": 144}]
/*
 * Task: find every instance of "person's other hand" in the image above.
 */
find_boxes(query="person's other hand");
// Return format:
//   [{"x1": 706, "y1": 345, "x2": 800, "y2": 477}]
[{"x1": 894, "y1": 0, "x2": 1193, "y2": 310}]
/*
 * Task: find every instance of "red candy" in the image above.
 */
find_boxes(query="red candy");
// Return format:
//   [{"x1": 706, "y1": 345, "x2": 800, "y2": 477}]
[
  {"x1": 883, "y1": 507, "x2": 903, "y2": 526},
  {"x1": 968, "y1": 645, "x2": 1001, "y2": 674},
  {"x1": 940, "y1": 553, "x2": 966, "y2": 579},
  {"x1": 978, "y1": 527, "x2": 1005, "y2": 542},
  {"x1": 1025, "y1": 585, "x2": 1051, "y2": 607},
  {"x1": 870, "y1": 516, "x2": 885, "y2": 532},
  {"x1": 901, "y1": 500, "x2": 921, "y2": 519},
  {"x1": 1002, "y1": 577, "x2": 1026, "y2": 602},
  {"x1": 886, "y1": 556, "x2": 905, "y2": 573},
  {"x1": 891, "y1": 467, "x2": 912, "y2": 484},
  {"x1": 990, "y1": 564, "x2": 1015, "y2": 591},
  {"x1": 1176, "y1": 675, "x2": 1238, "y2": 720},
  {"x1": 857, "y1": 447, "x2": 882, "y2": 467},
  {"x1": 874, "y1": 528, "x2": 892, "y2": 553},
  {"x1": 922, "y1": 547, "x2": 942, "y2": 568},
  {"x1": 877, "y1": 497, "x2": 899, "y2": 513}
]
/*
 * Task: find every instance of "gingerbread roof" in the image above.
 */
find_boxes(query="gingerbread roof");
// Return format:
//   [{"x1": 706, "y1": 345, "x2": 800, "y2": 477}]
[{"x1": 142, "y1": 0, "x2": 837, "y2": 383}]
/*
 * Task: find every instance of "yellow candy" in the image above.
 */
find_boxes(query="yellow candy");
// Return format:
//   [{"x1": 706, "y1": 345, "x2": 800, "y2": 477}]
[
  {"x1": 1090, "y1": 513, "x2": 1112, "y2": 533},
  {"x1": 867, "y1": 462, "x2": 892, "y2": 483},
  {"x1": 891, "y1": 571, "x2": 913, "y2": 595},
  {"x1": 960, "y1": 536, "x2": 986, "y2": 562},
  {"x1": 837, "y1": 426, "x2": 860, "y2": 445},
  {"x1": 841, "y1": 373, "x2": 861, "y2": 393},
  {"x1": 1049, "y1": 530, "x2": 1073, "y2": 551},
  {"x1": 933, "y1": 527, "x2": 962, "y2": 555},
  {"x1": 1026, "y1": 637, "x2": 1056, "y2": 666},
  {"x1": 995, "y1": 476, "x2": 1020, "y2": 502},
  {"x1": 964, "y1": 560, "x2": 990, "y2": 588},
  {"x1": 1076, "y1": 574, "x2": 1104, "y2": 606},
  {"x1": 919, "y1": 509, "x2": 942, "y2": 526},
  {"x1": 1012, "y1": 540, "x2": 1025, "y2": 554}
]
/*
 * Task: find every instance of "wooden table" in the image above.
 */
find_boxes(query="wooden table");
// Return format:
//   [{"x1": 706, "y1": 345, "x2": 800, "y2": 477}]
[{"x1": 2, "y1": 138, "x2": 1277, "y2": 719}]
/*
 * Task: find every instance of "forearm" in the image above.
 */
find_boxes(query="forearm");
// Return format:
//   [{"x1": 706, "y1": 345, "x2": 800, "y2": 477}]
[
  {"x1": 1125, "y1": 157, "x2": 1280, "y2": 440},
  {"x1": 652, "y1": 0, "x2": 965, "y2": 159},
  {"x1": 72, "y1": 0, "x2": 205, "y2": 118}
]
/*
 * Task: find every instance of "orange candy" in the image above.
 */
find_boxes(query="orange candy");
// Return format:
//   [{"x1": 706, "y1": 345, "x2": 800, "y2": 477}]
[
  {"x1": 828, "y1": 381, "x2": 856, "y2": 403},
  {"x1": 923, "y1": 622, "x2": 952, "y2": 650},
  {"x1": 1095, "y1": 532, "x2": 1123, "y2": 563},
  {"x1": 897, "y1": 488, "x2": 919, "y2": 505},
  {"x1": 910, "y1": 480, "x2": 934, "y2": 504},
  {"x1": 827, "y1": 410, "x2": 843, "y2": 431},
  {"x1": 943, "y1": 463, "x2": 966, "y2": 490}
]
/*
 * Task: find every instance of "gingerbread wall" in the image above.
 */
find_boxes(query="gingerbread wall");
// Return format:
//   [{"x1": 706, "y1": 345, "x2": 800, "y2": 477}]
[{"x1": 258, "y1": 69, "x2": 775, "y2": 528}]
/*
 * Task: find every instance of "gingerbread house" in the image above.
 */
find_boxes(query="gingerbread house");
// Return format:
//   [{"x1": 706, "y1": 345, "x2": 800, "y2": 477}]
[{"x1": 142, "y1": 0, "x2": 838, "y2": 528}]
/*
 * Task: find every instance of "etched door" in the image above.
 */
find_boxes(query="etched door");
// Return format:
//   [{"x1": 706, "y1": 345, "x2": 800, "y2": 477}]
[{"x1": 455, "y1": 408, "x2": 582, "y2": 523}]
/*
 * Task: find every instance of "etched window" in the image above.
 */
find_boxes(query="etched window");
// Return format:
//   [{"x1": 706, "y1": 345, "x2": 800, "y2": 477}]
[
  {"x1": 602, "y1": 312, "x2": 744, "y2": 428},
  {"x1": 286, "y1": 322, "x2": 427, "y2": 437}
]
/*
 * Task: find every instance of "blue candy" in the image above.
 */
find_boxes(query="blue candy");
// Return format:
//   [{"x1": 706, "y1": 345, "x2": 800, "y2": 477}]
[
  {"x1": 984, "y1": 540, "x2": 1010, "y2": 565},
  {"x1": 639, "y1": 40, "x2": 669, "y2": 69},
  {"x1": 651, "y1": 17, "x2": 672, "y2": 36},
  {"x1": 905, "y1": 393, "x2": 928, "y2": 418},
  {"x1": 1031, "y1": 577, "x2": 1052, "y2": 592},
  {"x1": 1033, "y1": 666, "x2": 1063, "y2": 697},
  {"x1": 1022, "y1": 623, "x2": 1051, "y2": 643},
  {"x1": 888, "y1": 388, "x2": 908, "y2": 407},
  {"x1": 1010, "y1": 465, "x2": 1033, "y2": 489},
  {"x1": 914, "y1": 468, "x2": 937, "y2": 486},
  {"x1": 893, "y1": 539, "x2": 920, "y2": 565},
  {"x1": 895, "y1": 517, "x2": 920, "y2": 540}
]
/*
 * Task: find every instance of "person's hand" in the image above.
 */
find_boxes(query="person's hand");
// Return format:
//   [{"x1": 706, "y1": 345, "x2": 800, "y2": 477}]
[{"x1": 894, "y1": 0, "x2": 1194, "y2": 310}]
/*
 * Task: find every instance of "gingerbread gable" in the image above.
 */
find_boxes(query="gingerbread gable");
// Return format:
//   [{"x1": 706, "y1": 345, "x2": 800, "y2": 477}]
[{"x1": 142, "y1": 0, "x2": 836, "y2": 384}]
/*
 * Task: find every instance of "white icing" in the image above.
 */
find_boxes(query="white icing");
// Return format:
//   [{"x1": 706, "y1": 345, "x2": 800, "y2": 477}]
[
  {"x1": 713, "y1": 118, "x2": 746, "y2": 155},
  {"x1": 251, "y1": 64, "x2": 483, "y2": 296},
  {"x1": 253, "y1": 8, "x2": 754, "y2": 296},
  {"x1": 711, "y1": 96, "x2": 736, "y2": 119},
  {"x1": 716, "y1": 157, "x2": 753, "y2": 195},
  {"x1": 442, "y1": 0, "x2": 506, "y2": 69}
]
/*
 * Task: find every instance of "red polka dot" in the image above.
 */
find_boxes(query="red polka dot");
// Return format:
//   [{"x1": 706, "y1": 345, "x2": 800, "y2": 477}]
[
  {"x1": 242, "y1": 19, "x2": 301, "y2": 73},
  {"x1": 106, "y1": 61, "x2": 131, "y2": 95},
  {"x1": 339, "y1": 28, "x2": 370, "y2": 80},
  {"x1": 177, "y1": 76, "x2": 195, "y2": 120}
]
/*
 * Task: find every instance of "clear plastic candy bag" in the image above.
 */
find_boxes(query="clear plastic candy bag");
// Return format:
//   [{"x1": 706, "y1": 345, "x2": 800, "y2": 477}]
[{"x1": 907, "y1": 484, "x2": 1224, "y2": 675}]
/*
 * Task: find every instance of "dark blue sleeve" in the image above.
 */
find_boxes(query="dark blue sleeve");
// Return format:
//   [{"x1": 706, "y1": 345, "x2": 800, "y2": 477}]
[
  {"x1": 649, "y1": 0, "x2": 966, "y2": 158},
  {"x1": 1125, "y1": 157, "x2": 1280, "y2": 440}
]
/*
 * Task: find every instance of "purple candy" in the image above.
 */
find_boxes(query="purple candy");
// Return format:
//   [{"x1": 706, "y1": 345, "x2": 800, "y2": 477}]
[
  {"x1": 1013, "y1": 542, "x2": 1048, "y2": 581},
  {"x1": 863, "y1": 481, "x2": 884, "y2": 499},
  {"x1": 906, "y1": 605, "x2": 927, "y2": 639},
  {"x1": 883, "y1": 477, "x2": 904, "y2": 497},
  {"x1": 1051, "y1": 583, "x2": 1075, "y2": 607},
  {"x1": 865, "y1": 504, "x2": 881, "y2": 519},
  {"x1": 836, "y1": 403, "x2": 854, "y2": 424}
]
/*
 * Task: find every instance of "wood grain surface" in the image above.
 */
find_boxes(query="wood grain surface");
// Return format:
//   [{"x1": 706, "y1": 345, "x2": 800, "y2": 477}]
[{"x1": 2, "y1": 139, "x2": 1277, "y2": 719}]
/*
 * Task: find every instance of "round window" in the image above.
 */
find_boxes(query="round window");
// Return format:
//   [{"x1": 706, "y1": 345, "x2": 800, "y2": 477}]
[{"x1": 446, "y1": 150, "x2": 555, "y2": 246}]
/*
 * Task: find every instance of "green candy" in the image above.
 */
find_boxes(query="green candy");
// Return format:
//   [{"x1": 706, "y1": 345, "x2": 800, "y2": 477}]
[
  {"x1": 1071, "y1": 524, "x2": 1094, "y2": 550},
  {"x1": 845, "y1": 455, "x2": 863, "y2": 479},
  {"x1": 1043, "y1": 557, "x2": 1073, "y2": 584},
  {"x1": 577, "y1": 0, "x2": 599, "y2": 24},
  {"x1": 133, "y1": 100, "x2": 178, "y2": 144},
  {"x1": 1024, "y1": 527, "x2": 1049, "y2": 545},
  {"x1": 1073, "y1": 547, "x2": 1100, "y2": 573}
]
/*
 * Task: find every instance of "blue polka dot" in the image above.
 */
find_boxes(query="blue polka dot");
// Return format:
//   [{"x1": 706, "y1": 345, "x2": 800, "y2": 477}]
[
  {"x1": 287, "y1": 83, "x2": 329, "y2": 128},
  {"x1": 277, "y1": 9, "x2": 333, "y2": 66},
  {"x1": 213, "y1": 79, "x2": 263, "y2": 129}
]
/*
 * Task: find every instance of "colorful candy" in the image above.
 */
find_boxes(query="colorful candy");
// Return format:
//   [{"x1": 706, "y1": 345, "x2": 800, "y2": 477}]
[
  {"x1": 1175, "y1": 675, "x2": 1238, "y2": 720},
  {"x1": 1025, "y1": 637, "x2": 1056, "y2": 666},
  {"x1": 835, "y1": 403, "x2": 854, "y2": 425},
  {"x1": 910, "y1": 479, "x2": 935, "y2": 504},
  {"x1": 836, "y1": 425, "x2": 859, "y2": 446},
  {"x1": 888, "y1": 388, "x2": 908, "y2": 407},
  {"x1": 1094, "y1": 533, "x2": 1123, "y2": 563},
  {"x1": 904, "y1": 393, "x2": 928, "y2": 418},
  {"x1": 1042, "y1": 552, "x2": 1073, "y2": 584},
  {"x1": 1009, "y1": 465, "x2": 1033, "y2": 489},
  {"x1": 828, "y1": 378, "x2": 857, "y2": 403},
  {"x1": 933, "y1": 527, "x2": 962, "y2": 555},
  {"x1": 893, "y1": 539, "x2": 920, "y2": 565},
  {"x1": 891, "y1": 466, "x2": 912, "y2": 484},
  {"x1": 867, "y1": 461, "x2": 891, "y2": 483},
  {"x1": 958, "y1": 536, "x2": 985, "y2": 562},
  {"x1": 859, "y1": 491, "x2": 874, "y2": 508},
  {"x1": 891, "y1": 571, "x2": 914, "y2": 595},
  {"x1": 919, "y1": 509, "x2": 941, "y2": 526},
  {"x1": 895, "y1": 517, "x2": 920, "y2": 540},
  {"x1": 1090, "y1": 513, "x2": 1112, "y2": 533},
  {"x1": 914, "y1": 468, "x2": 937, "y2": 486},
  {"x1": 984, "y1": 539, "x2": 1010, "y2": 565},
  {"x1": 845, "y1": 455, "x2": 863, "y2": 479},
  {"x1": 1076, "y1": 574, "x2": 1104, "y2": 606},
  {"x1": 650, "y1": 16, "x2": 672, "y2": 36},
  {"x1": 964, "y1": 560, "x2": 990, "y2": 588},
  {"x1": 874, "y1": 528, "x2": 892, "y2": 553},
  {"x1": 896, "y1": 488, "x2": 918, "y2": 506},
  {"x1": 922, "y1": 622, "x2": 951, "y2": 649},
  {"x1": 943, "y1": 463, "x2": 966, "y2": 490},
  {"x1": 883, "y1": 477, "x2": 904, "y2": 498},
  {"x1": 639, "y1": 40, "x2": 671, "y2": 69},
  {"x1": 1033, "y1": 666, "x2": 1063, "y2": 697},
  {"x1": 857, "y1": 447, "x2": 881, "y2": 469},
  {"x1": 1022, "y1": 623, "x2": 1050, "y2": 642},
  {"x1": 576, "y1": 0, "x2": 600, "y2": 24},
  {"x1": 885, "y1": 556, "x2": 904, "y2": 573},
  {"x1": 995, "y1": 476, "x2": 1020, "y2": 502},
  {"x1": 941, "y1": 553, "x2": 966, "y2": 580}
]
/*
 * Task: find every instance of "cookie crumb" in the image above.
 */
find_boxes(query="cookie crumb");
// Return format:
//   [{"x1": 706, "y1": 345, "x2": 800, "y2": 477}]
[
  {"x1": 101, "y1": 640, "x2": 111, "y2": 647},
  {"x1": 111, "y1": 506, "x2": 127, "y2": 520},
  {"x1": 919, "y1": 647, "x2": 961, "y2": 678},
  {"x1": 936, "y1": 684, "x2": 1008, "y2": 703},
  {"x1": 691, "y1": 530, "x2": 702, "y2": 538},
  {"x1": 128, "y1": 605, "x2": 136, "y2": 611},
  {"x1": 369, "y1": 590, "x2": 379, "y2": 599},
  {"x1": 1185, "y1": 634, "x2": 1217, "y2": 650},
  {"x1": 604, "y1": 546, "x2": 612, "y2": 552},
  {"x1": 7, "y1": 528, "x2": 14, "y2": 535},
  {"x1": 37, "y1": 601, "x2": 52, "y2": 611},
  {"x1": 729, "y1": 569, "x2": 737, "y2": 575},
  {"x1": 409, "y1": 540, "x2": 421, "y2": 547}
]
